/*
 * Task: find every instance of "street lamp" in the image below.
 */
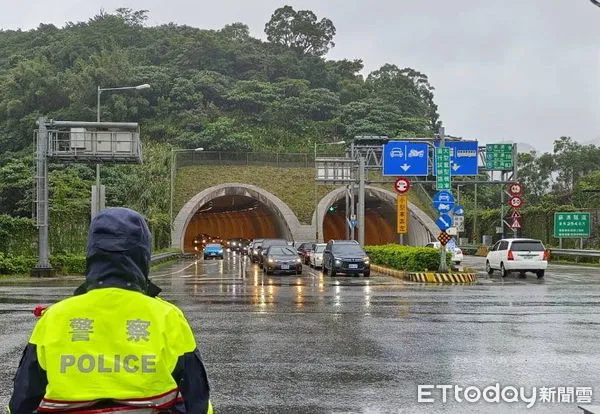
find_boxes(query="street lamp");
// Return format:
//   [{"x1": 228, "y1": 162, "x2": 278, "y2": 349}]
[
  {"x1": 170, "y1": 147, "x2": 205, "y2": 231},
  {"x1": 314, "y1": 140, "x2": 346, "y2": 242},
  {"x1": 94, "y1": 83, "x2": 151, "y2": 217}
]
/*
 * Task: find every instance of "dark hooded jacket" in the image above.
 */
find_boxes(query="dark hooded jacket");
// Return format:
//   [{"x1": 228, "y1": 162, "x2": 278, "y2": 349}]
[
  {"x1": 74, "y1": 207, "x2": 160, "y2": 296},
  {"x1": 9, "y1": 208, "x2": 211, "y2": 414}
]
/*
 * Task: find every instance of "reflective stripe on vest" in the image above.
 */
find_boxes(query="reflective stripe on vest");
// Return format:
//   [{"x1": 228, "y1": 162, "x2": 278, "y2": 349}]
[{"x1": 38, "y1": 389, "x2": 181, "y2": 412}]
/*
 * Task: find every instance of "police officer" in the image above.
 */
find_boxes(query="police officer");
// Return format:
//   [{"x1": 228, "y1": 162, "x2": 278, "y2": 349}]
[{"x1": 9, "y1": 207, "x2": 213, "y2": 413}]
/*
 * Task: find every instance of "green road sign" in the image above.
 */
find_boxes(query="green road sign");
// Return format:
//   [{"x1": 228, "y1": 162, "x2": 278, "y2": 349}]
[
  {"x1": 486, "y1": 143, "x2": 513, "y2": 170},
  {"x1": 553, "y1": 212, "x2": 590, "y2": 238},
  {"x1": 436, "y1": 147, "x2": 451, "y2": 190}
]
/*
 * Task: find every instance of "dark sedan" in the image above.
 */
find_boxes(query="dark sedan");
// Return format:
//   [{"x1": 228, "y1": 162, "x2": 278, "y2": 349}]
[
  {"x1": 263, "y1": 246, "x2": 303, "y2": 275},
  {"x1": 322, "y1": 240, "x2": 370, "y2": 277},
  {"x1": 258, "y1": 238, "x2": 290, "y2": 266}
]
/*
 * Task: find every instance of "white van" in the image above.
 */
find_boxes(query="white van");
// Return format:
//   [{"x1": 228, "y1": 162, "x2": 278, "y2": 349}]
[{"x1": 485, "y1": 238, "x2": 548, "y2": 278}]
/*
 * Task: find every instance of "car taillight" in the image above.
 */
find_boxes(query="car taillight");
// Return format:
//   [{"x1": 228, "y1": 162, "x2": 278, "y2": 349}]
[
  {"x1": 543, "y1": 250, "x2": 549, "y2": 260},
  {"x1": 507, "y1": 250, "x2": 514, "y2": 260}
]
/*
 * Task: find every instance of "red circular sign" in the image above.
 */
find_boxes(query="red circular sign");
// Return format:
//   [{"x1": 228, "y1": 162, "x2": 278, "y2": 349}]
[
  {"x1": 508, "y1": 182, "x2": 522, "y2": 195},
  {"x1": 394, "y1": 177, "x2": 411, "y2": 194},
  {"x1": 509, "y1": 195, "x2": 523, "y2": 208}
]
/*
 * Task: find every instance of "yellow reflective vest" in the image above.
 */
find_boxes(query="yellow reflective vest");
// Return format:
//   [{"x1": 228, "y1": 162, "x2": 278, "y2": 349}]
[{"x1": 29, "y1": 287, "x2": 210, "y2": 412}]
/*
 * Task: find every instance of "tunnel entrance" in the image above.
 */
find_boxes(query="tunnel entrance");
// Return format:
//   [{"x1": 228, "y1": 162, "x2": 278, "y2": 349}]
[
  {"x1": 323, "y1": 196, "x2": 397, "y2": 245},
  {"x1": 317, "y1": 186, "x2": 437, "y2": 247},
  {"x1": 173, "y1": 184, "x2": 302, "y2": 252},
  {"x1": 183, "y1": 195, "x2": 287, "y2": 251}
]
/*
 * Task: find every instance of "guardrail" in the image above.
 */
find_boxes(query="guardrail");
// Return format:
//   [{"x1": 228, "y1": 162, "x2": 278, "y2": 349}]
[
  {"x1": 458, "y1": 246, "x2": 600, "y2": 259},
  {"x1": 150, "y1": 252, "x2": 180, "y2": 265},
  {"x1": 549, "y1": 249, "x2": 600, "y2": 257}
]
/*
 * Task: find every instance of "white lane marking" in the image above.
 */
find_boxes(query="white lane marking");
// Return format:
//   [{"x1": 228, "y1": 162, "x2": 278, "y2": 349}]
[{"x1": 150, "y1": 260, "x2": 206, "y2": 279}]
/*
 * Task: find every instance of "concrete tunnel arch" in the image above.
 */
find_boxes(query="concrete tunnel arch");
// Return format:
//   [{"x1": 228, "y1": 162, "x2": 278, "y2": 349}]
[
  {"x1": 312, "y1": 186, "x2": 439, "y2": 246},
  {"x1": 172, "y1": 183, "x2": 303, "y2": 251}
]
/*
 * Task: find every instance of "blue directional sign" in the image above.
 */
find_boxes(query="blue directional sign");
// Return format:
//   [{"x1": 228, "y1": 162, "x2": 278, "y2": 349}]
[
  {"x1": 454, "y1": 205, "x2": 465, "y2": 216},
  {"x1": 382, "y1": 142, "x2": 429, "y2": 176},
  {"x1": 347, "y1": 218, "x2": 357, "y2": 229},
  {"x1": 434, "y1": 141, "x2": 479, "y2": 176},
  {"x1": 433, "y1": 190, "x2": 455, "y2": 214},
  {"x1": 436, "y1": 214, "x2": 453, "y2": 231}
]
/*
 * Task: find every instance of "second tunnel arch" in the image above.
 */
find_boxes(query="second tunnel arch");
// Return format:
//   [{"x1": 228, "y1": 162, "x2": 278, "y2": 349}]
[{"x1": 313, "y1": 186, "x2": 438, "y2": 246}]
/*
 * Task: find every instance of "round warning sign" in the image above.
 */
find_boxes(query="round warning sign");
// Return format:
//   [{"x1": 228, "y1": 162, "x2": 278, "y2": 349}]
[{"x1": 394, "y1": 177, "x2": 411, "y2": 194}]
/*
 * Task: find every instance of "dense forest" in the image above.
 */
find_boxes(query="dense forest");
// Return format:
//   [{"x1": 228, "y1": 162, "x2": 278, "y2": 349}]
[
  {"x1": 0, "y1": 7, "x2": 598, "y2": 260},
  {"x1": 0, "y1": 7, "x2": 441, "y2": 254}
]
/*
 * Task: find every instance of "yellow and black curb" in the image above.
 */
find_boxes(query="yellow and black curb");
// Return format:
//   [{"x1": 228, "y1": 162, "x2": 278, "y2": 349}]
[
  {"x1": 371, "y1": 264, "x2": 476, "y2": 284},
  {"x1": 406, "y1": 272, "x2": 477, "y2": 284},
  {"x1": 371, "y1": 264, "x2": 406, "y2": 280}
]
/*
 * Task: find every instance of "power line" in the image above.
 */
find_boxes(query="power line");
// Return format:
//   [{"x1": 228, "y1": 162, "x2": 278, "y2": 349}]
[{"x1": 591, "y1": 0, "x2": 600, "y2": 8}]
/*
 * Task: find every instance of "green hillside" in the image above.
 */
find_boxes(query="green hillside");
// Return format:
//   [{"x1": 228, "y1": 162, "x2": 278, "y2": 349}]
[{"x1": 0, "y1": 7, "x2": 440, "y2": 254}]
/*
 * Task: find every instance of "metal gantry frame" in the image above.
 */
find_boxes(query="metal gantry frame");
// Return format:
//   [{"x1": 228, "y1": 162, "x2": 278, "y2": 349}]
[
  {"x1": 315, "y1": 130, "x2": 521, "y2": 267},
  {"x1": 32, "y1": 118, "x2": 142, "y2": 277}
]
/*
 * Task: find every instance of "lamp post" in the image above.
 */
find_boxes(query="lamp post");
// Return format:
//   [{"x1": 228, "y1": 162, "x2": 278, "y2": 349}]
[
  {"x1": 314, "y1": 140, "x2": 346, "y2": 242},
  {"x1": 94, "y1": 83, "x2": 151, "y2": 217},
  {"x1": 170, "y1": 147, "x2": 205, "y2": 232}
]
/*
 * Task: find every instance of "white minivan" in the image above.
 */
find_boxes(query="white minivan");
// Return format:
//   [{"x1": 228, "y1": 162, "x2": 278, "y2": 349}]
[{"x1": 485, "y1": 238, "x2": 548, "y2": 278}]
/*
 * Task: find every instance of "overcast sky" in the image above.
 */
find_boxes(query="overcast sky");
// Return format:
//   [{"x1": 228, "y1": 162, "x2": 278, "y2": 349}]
[{"x1": 1, "y1": 0, "x2": 599, "y2": 152}]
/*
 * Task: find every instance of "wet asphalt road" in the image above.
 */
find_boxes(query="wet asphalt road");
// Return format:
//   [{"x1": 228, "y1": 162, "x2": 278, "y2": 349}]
[{"x1": 1, "y1": 253, "x2": 599, "y2": 413}]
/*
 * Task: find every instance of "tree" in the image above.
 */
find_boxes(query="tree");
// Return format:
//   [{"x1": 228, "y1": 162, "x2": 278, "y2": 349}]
[
  {"x1": 517, "y1": 151, "x2": 554, "y2": 203},
  {"x1": 219, "y1": 23, "x2": 250, "y2": 41},
  {"x1": 366, "y1": 64, "x2": 438, "y2": 132},
  {"x1": 264, "y1": 6, "x2": 336, "y2": 56}
]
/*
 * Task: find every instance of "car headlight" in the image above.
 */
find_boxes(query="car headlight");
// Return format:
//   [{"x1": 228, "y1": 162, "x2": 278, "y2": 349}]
[
  {"x1": 296, "y1": 258, "x2": 302, "y2": 263},
  {"x1": 364, "y1": 257, "x2": 370, "y2": 264},
  {"x1": 335, "y1": 259, "x2": 341, "y2": 265},
  {"x1": 268, "y1": 258, "x2": 274, "y2": 264},
  {"x1": 218, "y1": 250, "x2": 224, "y2": 254},
  {"x1": 253, "y1": 249, "x2": 257, "y2": 254}
]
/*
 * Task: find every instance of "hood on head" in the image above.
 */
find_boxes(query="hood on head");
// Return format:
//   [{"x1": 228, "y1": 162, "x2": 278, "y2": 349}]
[{"x1": 82, "y1": 207, "x2": 154, "y2": 294}]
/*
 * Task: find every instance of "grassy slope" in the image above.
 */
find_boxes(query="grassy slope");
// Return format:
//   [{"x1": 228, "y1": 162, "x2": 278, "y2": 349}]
[{"x1": 175, "y1": 166, "x2": 432, "y2": 224}]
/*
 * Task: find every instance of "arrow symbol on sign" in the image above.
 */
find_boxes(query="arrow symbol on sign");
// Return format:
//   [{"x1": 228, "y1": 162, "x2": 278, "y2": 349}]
[
  {"x1": 400, "y1": 163, "x2": 410, "y2": 171},
  {"x1": 452, "y1": 163, "x2": 460, "y2": 171},
  {"x1": 440, "y1": 217, "x2": 449, "y2": 226}
]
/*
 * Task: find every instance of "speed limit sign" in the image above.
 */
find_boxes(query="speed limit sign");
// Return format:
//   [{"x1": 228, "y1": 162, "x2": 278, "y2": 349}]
[
  {"x1": 508, "y1": 182, "x2": 522, "y2": 195},
  {"x1": 509, "y1": 195, "x2": 523, "y2": 209},
  {"x1": 394, "y1": 177, "x2": 411, "y2": 194}
]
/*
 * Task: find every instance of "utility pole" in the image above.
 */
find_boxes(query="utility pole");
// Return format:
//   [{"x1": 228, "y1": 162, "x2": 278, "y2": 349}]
[
  {"x1": 345, "y1": 186, "x2": 350, "y2": 239},
  {"x1": 500, "y1": 171, "x2": 505, "y2": 239},
  {"x1": 33, "y1": 118, "x2": 53, "y2": 277},
  {"x1": 358, "y1": 157, "x2": 366, "y2": 246},
  {"x1": 473, "y1": 183, "x2": 478, "y2": 244}
]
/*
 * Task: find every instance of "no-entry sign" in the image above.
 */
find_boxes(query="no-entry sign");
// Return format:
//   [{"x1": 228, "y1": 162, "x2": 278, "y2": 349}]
[{"x1": 394, "y1": 177, "x2": 411, "y2": 194}]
